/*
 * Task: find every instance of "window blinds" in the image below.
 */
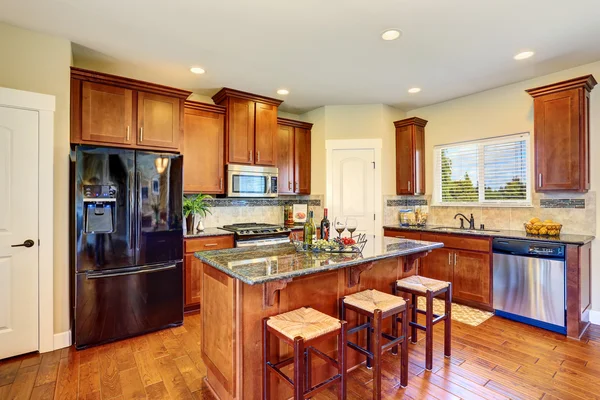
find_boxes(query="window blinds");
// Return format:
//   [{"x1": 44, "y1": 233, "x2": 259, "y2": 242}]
[{"x1": 434, "y1": 133, "x2": 530, "y2": 205}]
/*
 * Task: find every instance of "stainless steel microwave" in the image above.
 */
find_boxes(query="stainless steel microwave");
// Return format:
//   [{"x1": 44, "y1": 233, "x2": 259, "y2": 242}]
[{"x1": 226, "y1": 165, "x2": 278, "y2": 198}]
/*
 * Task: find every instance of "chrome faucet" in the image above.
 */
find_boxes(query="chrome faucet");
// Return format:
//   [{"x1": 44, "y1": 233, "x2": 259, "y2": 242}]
[{"x1": 454, "y1": 213, "x2": 475, "y2": 230}]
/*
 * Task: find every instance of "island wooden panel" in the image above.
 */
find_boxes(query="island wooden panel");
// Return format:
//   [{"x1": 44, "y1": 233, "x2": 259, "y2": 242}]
[{"x1": 202, "y1": 254, "x2": 425, "y2": 400}]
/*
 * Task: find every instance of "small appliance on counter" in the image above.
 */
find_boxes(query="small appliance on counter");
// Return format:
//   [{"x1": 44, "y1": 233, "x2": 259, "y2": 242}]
[{"x1": 71, "y1": 146, "x2": 184, "y2": 349}]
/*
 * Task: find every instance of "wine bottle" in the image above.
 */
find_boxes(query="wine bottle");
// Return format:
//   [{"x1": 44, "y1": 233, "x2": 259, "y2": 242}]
[
  {"x1": 303, "y1": 211, "x2": 316, "y2": 245},
  {"x1": 320, "y1": 208, "x2": 330, "y2": 240}
]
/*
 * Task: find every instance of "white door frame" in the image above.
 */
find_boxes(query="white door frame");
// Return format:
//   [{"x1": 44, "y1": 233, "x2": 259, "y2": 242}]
[
  {"x1": 325, "y1": 139, "x2": 383, "y2": 235},
  {"x1": 0, "y1": 87, "x2": 55, "y2": 353}
]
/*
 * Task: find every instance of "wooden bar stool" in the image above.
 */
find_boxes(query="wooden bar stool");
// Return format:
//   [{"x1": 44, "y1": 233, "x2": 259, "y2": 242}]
[
  {"x1": 394, "y1": 275, "x2": 452, "y2": 371},
  {"x1": 340, "y1": 290, "x2": 409, "y2": 400},
  {"x1": 263, "y1": 307, "x2": 347, "y2": 400}
]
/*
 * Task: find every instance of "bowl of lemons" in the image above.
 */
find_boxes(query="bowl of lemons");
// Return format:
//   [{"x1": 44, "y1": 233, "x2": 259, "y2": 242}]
[{"x1": 524, "y1": 217, "x2": 562, "y2": 236}]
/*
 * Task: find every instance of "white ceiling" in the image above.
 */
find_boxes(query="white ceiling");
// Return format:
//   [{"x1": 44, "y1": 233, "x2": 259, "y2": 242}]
[{"x1": 2, "y1": 0, "x2": 600, "y2": 113}]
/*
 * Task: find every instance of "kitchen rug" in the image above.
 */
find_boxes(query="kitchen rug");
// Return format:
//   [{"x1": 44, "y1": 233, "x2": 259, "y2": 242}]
[{"x1": 416, "y1": 297, "x2": 493, "y2": 327}]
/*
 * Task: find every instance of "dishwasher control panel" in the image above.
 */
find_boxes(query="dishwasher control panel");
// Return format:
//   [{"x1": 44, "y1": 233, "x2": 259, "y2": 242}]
[{"x1": 528, "y1": 245, "x2": 564, "y2": 257}]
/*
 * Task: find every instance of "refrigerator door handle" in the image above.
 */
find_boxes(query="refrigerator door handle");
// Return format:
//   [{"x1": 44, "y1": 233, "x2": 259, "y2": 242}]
[
  {"x1": 85, "y1": 264, "x2": 177, "y2": 279},
  {"x1": 137, "y1": 170, "x2": 142, "y2": 254},
  {"x1": 129, "y1": 171, "x2": 135, "y2": 250}
]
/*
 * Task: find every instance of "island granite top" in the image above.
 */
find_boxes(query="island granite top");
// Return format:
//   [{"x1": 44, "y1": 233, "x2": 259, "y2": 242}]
[
  {"x1": 383, "y1": 225, "x2": 594, "y2": 245},
  {"x1": 195, "y1": 236, "x2": 443, "y2": 285}
]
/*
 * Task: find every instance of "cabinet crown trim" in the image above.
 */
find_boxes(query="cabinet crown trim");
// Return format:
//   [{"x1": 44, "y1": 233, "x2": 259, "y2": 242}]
[
  {"x1": 394, "y1": 116, "x2": 428, "y2": 128},
  {"x1": 526, "y1": 74, "x2": 597, "y2": 97},
  {"x1": 70, "y1": 67, "x2": 192, "y2": 99},
  {"x1": 184, "y1": 100, "x2": 227, "y2": 114},
  {"x1": 212, "y1": 87, "x2": 283, "y2": 106},
  {"x1": 277, "y1": 117, "x2": 313, "y2": 129}
]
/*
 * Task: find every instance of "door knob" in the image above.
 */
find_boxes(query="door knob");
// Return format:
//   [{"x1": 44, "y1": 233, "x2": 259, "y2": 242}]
[{"x1": 12, "y1": 239, "x2": 35, "y2": 248}]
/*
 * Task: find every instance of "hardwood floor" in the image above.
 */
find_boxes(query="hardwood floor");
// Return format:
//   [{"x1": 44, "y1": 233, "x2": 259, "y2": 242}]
[{"x1": 1, "y1": 313, "x2": 600, "y2": 399}]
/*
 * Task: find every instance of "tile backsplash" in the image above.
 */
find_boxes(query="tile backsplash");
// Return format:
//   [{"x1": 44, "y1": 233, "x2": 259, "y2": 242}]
[
  {"x1": 193, "y1": 195, "x2": 324, "y2": 228},
  {"x1": 384, "y1": 192, "x2": 596, "y2": 236}
]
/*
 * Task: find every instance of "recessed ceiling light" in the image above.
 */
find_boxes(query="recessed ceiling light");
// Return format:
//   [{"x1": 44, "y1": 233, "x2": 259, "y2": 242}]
[
  {"x1": 381, "y1": 29, "x2": 402, "y2": 41},
  {"x1": 277, "y1": 89, "x2": 289, "y2": 95},
  {"x1": 190, "y1": 66, "x2": 205, "y2": 74},
  {"x1": 408, "y1": 87, "x2": 421, "y2": 94},
  {"x1": 514, "y1": 51, "x2": 534, "y2": 60}
]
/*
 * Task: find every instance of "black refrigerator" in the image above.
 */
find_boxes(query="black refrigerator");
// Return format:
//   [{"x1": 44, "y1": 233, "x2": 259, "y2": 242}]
[{"x1": 71, "y1": 145, "x2": 183, "y2": 349}]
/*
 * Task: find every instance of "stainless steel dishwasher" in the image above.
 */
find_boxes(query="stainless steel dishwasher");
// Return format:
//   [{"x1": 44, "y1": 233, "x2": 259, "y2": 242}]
[{"x1": 493, "y1": 238, "x2": 566, "y2": 334}]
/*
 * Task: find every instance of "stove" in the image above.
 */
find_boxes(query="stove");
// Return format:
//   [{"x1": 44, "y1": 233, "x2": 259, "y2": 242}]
[{"x1": 220, "y1": 223, "x2": 291, "y2": 247}]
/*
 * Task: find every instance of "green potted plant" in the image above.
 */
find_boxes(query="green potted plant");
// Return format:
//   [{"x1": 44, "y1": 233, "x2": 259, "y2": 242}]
[{"x1": 183, "y1": 194, "x2": 213, "y2": 233}]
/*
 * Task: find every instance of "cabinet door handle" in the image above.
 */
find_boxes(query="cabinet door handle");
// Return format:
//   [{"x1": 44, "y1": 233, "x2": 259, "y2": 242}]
[
  {"x1": 140, "y1": 127, "x2": 143, "y2": 142},
  {"x1": 257, "y1": 151, "x2": 260, "y2": 162},
  {"x1": 454, "y1": 253, "x2": 458, "y2": 265},
  {"x1": 295, "y1": 182, "x2": 299, "y2": 192},
  {"x1": 248, "y1": 150, "x2": 252, "y2": 162},
  {"x1": 288, "y1": 181, "x2": 292, "y2": 190},
  {"x1": 408, "y1": 181, "x2": 411, "y2": 192},
  {"x1": 538, "y1": 173, "x2": 543, "y2": 187},
  {"x1": 448, "y1": 253, "x2": 452, "y2": 266},
  {"x1": 126, "y1": 126, "x2": 130, "y2": 141},
  {"x1": 220, "y1": 178, "x2": 223, "y2": 190}
]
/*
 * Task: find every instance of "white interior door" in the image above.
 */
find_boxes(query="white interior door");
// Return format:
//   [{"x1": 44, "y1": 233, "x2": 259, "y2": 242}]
[
  {"x1": 0, "y1": 106, "x2": 39, "y2": 360},
  {"x1": 331, "y1": 149, "x2": 375, "y2": 235}
]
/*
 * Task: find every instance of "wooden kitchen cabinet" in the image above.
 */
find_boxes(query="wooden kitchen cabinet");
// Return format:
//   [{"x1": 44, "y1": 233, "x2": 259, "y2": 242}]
[
  {"x1": 394, "y1": 117, "x2": 427, "y2": 195},
  {"x1": 452, "y1": 249, "x2": 491, "y2": 305},
  {"x1": 183, "y1": 101, "x2": 226, "y2": 194},
  {"x1": 184, "y1": 235, "x2": 234, "y2": 312},
  {"x1": 420, "y1": 247, "x2": 453, "y2": 283},
  {"x1": 254, "y1": 102, "x2": 277, "y2": 166},
  {"x1": 386, "y1": 229, "x2": 492, "y2": 309},
  {"x1": 277, "y1": 118, "x2": 313, "y2": 194},
  {"x1": 527, "y1": 75, "x2": 597, "y2": 192},
  {"x1": 80, "y1": 81, "x2": 134, "y2": 145},
  {"x1": 137, "y1": 92, "x2": 181, "y2": 149},
  {"x1": 71, "y1": 67, "x2": 191, "y2": 152},
  {"x1": 213, "y1": 88, "x2": 283, "y2": 166}
]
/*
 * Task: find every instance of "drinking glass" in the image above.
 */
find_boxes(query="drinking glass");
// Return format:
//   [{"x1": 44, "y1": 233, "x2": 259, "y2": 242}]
[
  {"x1": 334, "y1": 217, "x2": 346, "y2": 238},
  {"x1": 346, "y1": 218, "x2": 358, "y2": 238}
]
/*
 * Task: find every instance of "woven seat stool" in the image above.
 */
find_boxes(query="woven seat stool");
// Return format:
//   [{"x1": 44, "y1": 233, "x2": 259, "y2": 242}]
[
  {"x1": 394, "y1": 275, "x2": 452, "y2": 371},
  {"x1": 340, "y1": 289, "x2": 409, "y2": 400},
  {"x1": 263, "y1": 307, "x2": 347, "y2": 399}
]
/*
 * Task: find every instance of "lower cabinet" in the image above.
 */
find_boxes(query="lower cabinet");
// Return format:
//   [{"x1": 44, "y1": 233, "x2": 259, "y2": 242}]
[
  {"x1": 384, "y1": 229, "x2": 492, "y2": 309},
  {"x1": 452, "y1": 250, "x2": 491, "y2": 305},
  {"x1": 183, "y1": 235, "x2": 234, "y2": 312}
]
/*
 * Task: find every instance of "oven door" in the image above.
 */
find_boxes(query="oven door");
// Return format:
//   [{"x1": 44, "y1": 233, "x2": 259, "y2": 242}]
[{"x1": 227, "y1": 165, "x2": 278, "y2": 197}]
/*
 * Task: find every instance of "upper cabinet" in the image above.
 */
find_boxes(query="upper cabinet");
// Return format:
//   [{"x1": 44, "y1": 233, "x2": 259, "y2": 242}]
[
  {"x1": 394, "y1": 117, "x2": 427, "y2": 195},
  {"x1": 71, "y1": 67, "x2": 191, "y2": 152},
  {"x1": 527, "y1": 75, "x2": 597, "y2": 192},
  {"x1": 212, "y1": 88, "x2": 283, "y2": 166},
  {"x1": 277, "y1": 118, "x2": 313, "y2": 195},
  {"x1": 183, "y1": 101, "x2": 226, "y2": 194}
]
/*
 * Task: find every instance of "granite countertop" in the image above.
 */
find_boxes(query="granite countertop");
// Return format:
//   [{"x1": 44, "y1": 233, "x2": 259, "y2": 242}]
[
  {"x1": 195, "y1": 236, "x2": 444, "y2": 285},
  {"x1": 184, "y1": 227, "x2": 234, "y2": 238},
  {"x1": 383, "y1": 225, "x2": 594, "y2": 245}
]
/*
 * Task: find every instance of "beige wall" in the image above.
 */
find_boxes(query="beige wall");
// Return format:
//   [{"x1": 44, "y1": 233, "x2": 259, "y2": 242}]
[
  {"x1": 302, "y1": 104, "x2": 405, "y2": 196},
  {"x1": 0, "y1": 22, "x2": 72, "y2": 334},
  {"x1": 406, "y1": 60, "x2": 600, "y2": 312}
]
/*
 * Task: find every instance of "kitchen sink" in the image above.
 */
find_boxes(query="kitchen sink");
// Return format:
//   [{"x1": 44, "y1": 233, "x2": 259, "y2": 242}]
[{"x1": 430, "y1": 226, "x2": 500, "y2": 233}]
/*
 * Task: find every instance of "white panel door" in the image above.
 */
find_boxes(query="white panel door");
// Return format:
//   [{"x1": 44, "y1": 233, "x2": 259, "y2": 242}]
[
  {"x1": 0, "y1": 106, "x2": 39, "y2": 360},
  {"x1": 331, "y1": 149, "x2": 375, "y2": 235}
]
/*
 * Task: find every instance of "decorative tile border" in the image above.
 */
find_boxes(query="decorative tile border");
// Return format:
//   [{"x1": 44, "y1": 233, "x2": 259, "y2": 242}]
[
  {"x1": 387, "y1": 199, "x2": 428, "y2": 207},
  {"x1": 198, "y1": 198, "x2": 321, "y2": 207},
  {"x1": 540, "y1": 199, "x2": 585, "y2": 209}
]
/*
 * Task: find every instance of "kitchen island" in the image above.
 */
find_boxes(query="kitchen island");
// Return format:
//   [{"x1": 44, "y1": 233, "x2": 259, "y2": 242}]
[{"x1": 195, "y1": 236, "x2": 443, "y2": 400}]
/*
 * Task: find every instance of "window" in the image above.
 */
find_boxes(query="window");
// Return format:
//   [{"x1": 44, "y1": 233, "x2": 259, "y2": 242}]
[{"x1": 433, "y1": 133, "x2": 531, "y2": 206}]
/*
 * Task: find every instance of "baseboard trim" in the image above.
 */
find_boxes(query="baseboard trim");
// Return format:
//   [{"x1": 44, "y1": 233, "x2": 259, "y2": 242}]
[
  {"x1": 590, "y1": 310, "x2": 600, "y2": 325},
  {"x1": 53, "y1": 330, "x2": 71, "y2": 350}
]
